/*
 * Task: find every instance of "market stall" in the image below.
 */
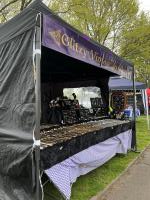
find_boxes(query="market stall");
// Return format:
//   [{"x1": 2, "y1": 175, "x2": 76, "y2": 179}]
[
  {"x1": 109, "y1": 77, "x2": 146, "y2": 113},
  {"x1": 0, "y1": 1, "x2": 135, "y2": 200},
  {"x1": 38, "y1": 1, "x2": 136, "y2": 199},
  {"x1": 109, "y1": 77, "x2": 149, "y2": 130}
]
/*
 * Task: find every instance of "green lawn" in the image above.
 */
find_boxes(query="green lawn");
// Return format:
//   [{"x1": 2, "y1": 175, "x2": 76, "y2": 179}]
[{"x1": 44, "y1": 116, "x2": 150, "y2": 200}]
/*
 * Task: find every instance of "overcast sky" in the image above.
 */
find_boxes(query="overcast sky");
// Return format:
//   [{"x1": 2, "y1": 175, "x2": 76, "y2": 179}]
[{"x1": 139, "y1": 0, "x2": 150, "y2": 11}]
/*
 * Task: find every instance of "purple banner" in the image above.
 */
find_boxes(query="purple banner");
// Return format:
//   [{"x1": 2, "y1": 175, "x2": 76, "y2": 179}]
[{"x1": 42, "y1": 15, "x2": 133, "y2": 79}]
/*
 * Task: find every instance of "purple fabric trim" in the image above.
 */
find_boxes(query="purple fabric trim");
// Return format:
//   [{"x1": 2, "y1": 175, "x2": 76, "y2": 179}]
[{"x1": 42, "y1": 14, "x2": 132, "y2": 79}]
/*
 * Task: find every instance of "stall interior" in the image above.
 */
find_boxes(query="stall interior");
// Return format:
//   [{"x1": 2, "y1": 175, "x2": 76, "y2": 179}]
[
  {"x1": 111, "y1": 91, "x2": 144, "y2": 114},
  {"x1": 41, "y1": 46, "x2": 116, "y2": 127},
  {"x1": 40, "y1": 40, "x2": 134, "y2": 171}
]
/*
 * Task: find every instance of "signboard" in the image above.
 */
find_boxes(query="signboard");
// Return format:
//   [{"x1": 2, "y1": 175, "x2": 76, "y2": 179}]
[{"x1": 42, "y1": 14, "x2": 133, "y2": 79}]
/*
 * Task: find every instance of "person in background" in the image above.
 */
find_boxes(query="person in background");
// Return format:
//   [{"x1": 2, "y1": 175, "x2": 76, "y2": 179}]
[
  {"x1": 123, "y1": 104, "x2": 140, "y2": 120},
  {"x1": 48, "y1": 100, "x2": 55, "y2": 123},
  {"x1": 72, "y1": 93, "x2": 77, "y2": 100},
  {"x1": 108, "y1": 106, "x2": 116, "y2": 119},
  {"x1": 72, "y1": 93, "x2": 81, "y2": 121},
  {"x1": 48, "y1": 97, "x2": 64, "y2": 124},
  {"x1": 55, "y1": 97, "x2": 65, "y2": 124}
]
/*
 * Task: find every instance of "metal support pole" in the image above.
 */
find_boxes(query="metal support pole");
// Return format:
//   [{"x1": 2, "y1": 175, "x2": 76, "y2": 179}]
[
  {"x1": 145, "y1": 89, "x2": 150, "y2": 131},
  {"x1": 33, "y1": 13, "x2": 42, "y2": 200},
  {"x1": 109, "y1": 90, "x2": 111, "y2": 108},
  {"x1": 132, "y1": 65, "x2": 137, "y2": 151}
]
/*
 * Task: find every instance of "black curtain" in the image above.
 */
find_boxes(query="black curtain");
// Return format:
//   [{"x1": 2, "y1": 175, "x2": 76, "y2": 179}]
[{"x1": 0, "y1": 29, "x2": 36, "y2": 200}]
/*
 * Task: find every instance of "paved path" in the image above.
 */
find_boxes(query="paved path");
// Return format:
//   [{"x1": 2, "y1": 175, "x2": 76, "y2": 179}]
[{"x1": 91, "y1": 145, "x2": 150, "y2": 200}]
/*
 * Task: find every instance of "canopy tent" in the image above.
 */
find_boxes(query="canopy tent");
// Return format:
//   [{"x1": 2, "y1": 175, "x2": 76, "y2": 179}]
[
  {"x1": 109, "y1": 77, "x2": 149, "y2": 130},
  {"x1": 0, "y1": 1, "x2": 135, "y2": 200},
  {"x1": 109, "y1": 76, "x2": 146, "y2": 112}
]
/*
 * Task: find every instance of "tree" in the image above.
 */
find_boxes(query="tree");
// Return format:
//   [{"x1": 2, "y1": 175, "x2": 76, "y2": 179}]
[
  {"x1": 1, "y1": 0, "x2": 149, "y2": 86},
  {"x1": 0, "y1": 0, "x2": 139, "y2": 53},
  {"x1": 48, "y1": 0, "x2": 138, "y2": 52},
  {"x1": 120, "y1": 12, "x2": 150, "y2": 86},
  {"x1": 0, "y1": 0, "x2": 32, "y2": 22}
]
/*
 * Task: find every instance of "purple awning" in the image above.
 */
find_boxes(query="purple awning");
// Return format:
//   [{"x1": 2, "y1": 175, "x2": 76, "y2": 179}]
[{"x1": 42, "y1": 14, "x2": 133, "y2": 79}]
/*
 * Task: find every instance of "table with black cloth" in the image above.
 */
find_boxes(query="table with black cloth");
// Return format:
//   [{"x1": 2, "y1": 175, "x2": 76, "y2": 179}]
[{"x1": 40, "y1": 119, "x2": 133, "y2": 170}]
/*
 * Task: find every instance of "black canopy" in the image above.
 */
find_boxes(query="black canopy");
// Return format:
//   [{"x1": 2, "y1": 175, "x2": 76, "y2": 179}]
[{"x1": 0, "y1": 1, "x2": 134, "y2": 200}]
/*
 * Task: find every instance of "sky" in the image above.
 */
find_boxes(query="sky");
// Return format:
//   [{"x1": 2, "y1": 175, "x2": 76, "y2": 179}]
[{"x1": 139, "y1": 0, "x2": 150, "y2": 12}]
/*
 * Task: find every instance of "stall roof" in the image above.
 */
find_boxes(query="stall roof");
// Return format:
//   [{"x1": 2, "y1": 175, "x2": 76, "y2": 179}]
[
  {"x1": 109, "y1": 77, "x2": 146, "y2": 90},
  {"x1": 0, "y1": 0, "x2": 133, "y2": 79}
]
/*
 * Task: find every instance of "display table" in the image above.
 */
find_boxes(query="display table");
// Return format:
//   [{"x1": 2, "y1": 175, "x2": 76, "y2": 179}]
[
  {"x1": 44, "y1": 129, "x2": 132, "y2": 199},
  {"x1": 40, "y1": 119, "x2": 133, "y2": 170}
]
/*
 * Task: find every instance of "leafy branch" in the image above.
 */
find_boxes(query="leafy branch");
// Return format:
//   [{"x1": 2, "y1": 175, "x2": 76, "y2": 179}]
[{"x1": 0, "y1": 0, "x2": 19, "y2": 13}]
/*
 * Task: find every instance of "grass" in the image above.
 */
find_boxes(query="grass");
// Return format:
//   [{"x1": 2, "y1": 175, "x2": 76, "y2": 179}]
[{"x1": 44, "y1": 116, "x2": 150, "y2": 200}]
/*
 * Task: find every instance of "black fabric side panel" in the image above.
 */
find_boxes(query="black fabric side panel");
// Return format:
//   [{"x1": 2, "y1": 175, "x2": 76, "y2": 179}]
[
  {"x1": 0, "y1": 6, "x2": 37, "y2": 45},
  {"x1": 0, "y1": 30, "x2": 36, "y2": 200}
]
